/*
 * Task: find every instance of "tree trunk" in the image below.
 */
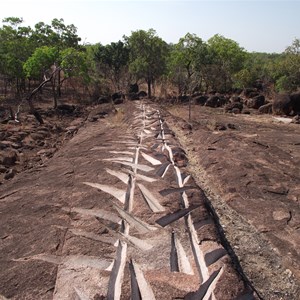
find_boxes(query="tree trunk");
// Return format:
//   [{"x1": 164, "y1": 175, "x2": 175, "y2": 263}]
[
  {"x1": 25, "y1": 68, "x2": 60, "y2": 124},
  {"x1": 57, "y1": 69, "x2": 62, "y2": 98},
  {"x1": 52, "y1": 81, "x2": 58, "y2": 109},
  {"x1": 147, "y1": 79, "x2": 151, "y2": 98}
]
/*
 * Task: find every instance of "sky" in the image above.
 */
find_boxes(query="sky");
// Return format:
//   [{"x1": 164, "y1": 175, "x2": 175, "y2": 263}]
[{"x1": 1, "y1": 0, "x2": 300, "y2": 53}]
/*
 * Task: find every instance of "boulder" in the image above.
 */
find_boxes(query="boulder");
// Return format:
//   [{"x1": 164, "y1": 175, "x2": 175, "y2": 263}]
[
  {"x1": 205, "y1": 96, "x2": 220, "y2": 108},
  {"x1": 0, "y1": 150, "x2": 18, "y2": 167},
  {"x1": 113, "y1": 98, "x2": 124, "y2": 105},
  {"x1": 272, "y1": 94, "x2": 292, "y2": 115},
  {"x1": 127, "y1": 93, "x2": 139, "y2": 101},
  {"x1": 138, "y1": 91, "x2": 147, "y2": 98},
  {"x1": 97, "y1": 96, "x2": 111, "y2": 104},
  {"x1": 290, "y1": 92, "x2": 300, "y2": 114},
  {"x1": 194, "y1": 95, "x2": 208, "y2": 106},
  {"x1": 258, "y1": 103, "x2": 273, "y2": 114},
  {"x1": 247, "y1": 95, "x2": 265, "y2": 109},
  {"x1": 87, "y1": 104, "x2": 116, "y2": 122},
  {"x1": 230, "y1": 96, "x2": 241, "y2": 103},
  {"x1": 129, "y1": 83, "x2": 139, "y2": 94},
  {"x1": 112, "y1": 92, "x2": 124, "y2": 101},
  {"x1": 178, "y1": 95, "x2": 189, "y2": 103},
  {"x1": 291, "y1": 115, "x2": 300, "y2": 124},
  {"x1": 243, "y1": 88, "x2": 259, "y2": 98},
  {"x1": 224, "y1": 102, "x2": 243, "y2": 113},
  {"x1": 56, "y1": 104, "x2": 76, "y2": 115}
]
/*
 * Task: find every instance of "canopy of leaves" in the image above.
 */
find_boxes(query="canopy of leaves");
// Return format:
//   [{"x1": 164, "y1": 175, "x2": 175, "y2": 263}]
[{"x1": 125, "y1": 29, "x2": 169, "y2": 96}]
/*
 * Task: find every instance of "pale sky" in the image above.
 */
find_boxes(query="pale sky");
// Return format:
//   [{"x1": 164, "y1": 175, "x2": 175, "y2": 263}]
[{"x1": 1, "y1": 0, "x2": 300, "y2": 53}]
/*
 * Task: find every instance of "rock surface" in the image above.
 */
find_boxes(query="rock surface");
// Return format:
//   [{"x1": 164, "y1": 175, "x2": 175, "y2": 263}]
[
  {"x1": 0, "y1": 102, "x2": 257, "y2": 299},
  {"x1": 0, "y1": 101, "x2": 299, "y2": 299},
  {"x1": 167, "y1": 104, "x2": 300, "y2": 299}
]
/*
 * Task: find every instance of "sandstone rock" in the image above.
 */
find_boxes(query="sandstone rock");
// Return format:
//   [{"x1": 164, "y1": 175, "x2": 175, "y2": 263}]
[
  {"x1": 224, "y1": 102, "x2": 243, "y2": 113},
  {"x1": 273, "y1": 94, "x2": 292, "y2": 115},
  {"x1": 97, "y1": 96, "x2": 111, "y2": 104},
  {"x1": 205, "y1": 95, "x2": 220, "y2": 108},
  {"x1": 65, "y1": 126, "x2": 78, "y2": 134},
  {"x1": 290, "y1": 92, "x2": 300, "y2": 114},
  {"x1": 37, "y1": 148, "x2": 56, "y2": 157},
  {"x1": 127, "y1": 93, "x2": 140, "y2": 101},
  {"x1": 4, "y1": 168, "x2": 16, "y2": 180},
  {"x1": 0, "y1": 165, "x2": 7, "y2": 173},
  {"x1": 194, "y1": 95, "x2": 208, "y2": 106},
  {"x1": 30, "y1": 132, "x2": 46, "y2": 141},
  {"x1": 247, "y1": 95, "x2": 265, "y2": 109},
  {"x1": 138, "y1": 91, "x2": 147, "y2": 98},
  {"x1": 258, "y1": 103, "x2": 273, "y2": 114},
  {"x1": 291, "y1": 115, "x2": 300, "y2": 124},
  {"x1": 230, "y1": 96, "x2": 241, "y2": 103},
  {"x1": 88, "y1": 104, "x2": 116, "y2": 122},
  {"x1": 113, "y1": 98, "x2": 124, "y2": 105},
  {"x1": 272, "y1": 210, "x2": 291, "y2": 221},
  {"x1": 0, "y1": 150, "x2": 18, "y2": 166}
]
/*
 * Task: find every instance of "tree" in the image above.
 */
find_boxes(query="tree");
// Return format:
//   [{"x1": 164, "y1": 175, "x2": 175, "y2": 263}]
[
  {"x1": 125, "y1": 29, "x2": 169, "y2": 98},
  {"x1": 274, "y1": 38, "x2": 300, "y2": 92},
  {"x1": 207, "y1": 34, "x2": 246, "y2": 91},
  {"x1": 94, "y1": 41, "x2": 129, "y2": 91},
  {"x1": 168, "y1": 33, "x2": 208, "y2": 95},
  {"x1": 0, "y1": 17, "x2": 33, "y2": 96}
]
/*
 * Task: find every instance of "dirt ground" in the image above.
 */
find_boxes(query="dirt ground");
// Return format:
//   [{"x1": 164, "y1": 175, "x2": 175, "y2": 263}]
[
  {"x1": 166, "y1": 103, "x2": 300, "y2": 299},
  {"x1": 0, "y1": 99, "x2": 299, "y2": 299}
]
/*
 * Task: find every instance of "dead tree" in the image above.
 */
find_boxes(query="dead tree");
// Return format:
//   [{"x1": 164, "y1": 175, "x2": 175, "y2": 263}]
[{"x1": 23, "y1": 67, "x2": 61, "y2": 124}]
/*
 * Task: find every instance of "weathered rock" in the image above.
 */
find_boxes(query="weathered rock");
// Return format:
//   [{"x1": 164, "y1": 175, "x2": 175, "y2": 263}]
[
  {"x1": 243, "y1": 88, "x2": 259, "y2": 98},
  {"x1": 127, "y1": 92, "x2": 139, "y2": 101},
  {"x1": 56, "y1": 104, "x2": 76, "y2": 115},
  {"x1": 37, "y1": 148, "x2": 56, "y2": 157},
  {"x1": 65, "y1": 126, "x2": 78, "y2": 134},
  {"x1": 290, "y1": 92, "x2": 300, "y2": 114},
  {"x1": 128, "y1": 83, "x2": 139, "y2": 93},
  {"x1": 205, "y1": 95, "x2": 221, "y2": 108},
  {"x1": 247, "y1": 95, "x2": 265, "y2": 109},
  {"x1": 0, "y1": 165, "x2": 7, "y2": 173},
  {"x1": 87, "y1": 104, "x2": 116, "y2": 122},
  {"x1": 4, "y1": 168, "x2": 16, "y2": 180},
  {"x1": 194, "y1": 95, "x2": 208, "y2": 106},
  {"x1": 273, "y1": 94, "x2": 292, "y2": 115},
  {"x1": 224, "y1": 102, "x2": 243, "y2": 113},
  {"x1": 272, "y1": 210, "x2": 291, "y2": 221},
  {"x1": 177, "y1": 95, "x2": 189, "y2": 103},
  {"x1": 258, "y1": 103, "x2": 273, "y2": 114},
  {"x1": 0, "y1": 150, "x2": 18, "y2": 167},
  {"x1": 291, "y1": 115, "x2": 300, "y2": 124},
  {"x1": 97, "y1": 96, "x2": 111, "y2": 104},
  {"x1": 112, "y1": 92, "x2": 124, "y2": 101},
  {"x1": 113, "y1": 98, "x2": 124, "y2": 105},
  {"x1": 230, "y1": 96, "x2": 241, "y2": 103},
  {"x1": 138, "y1": 91, "x2": 147, "y2": 98}
]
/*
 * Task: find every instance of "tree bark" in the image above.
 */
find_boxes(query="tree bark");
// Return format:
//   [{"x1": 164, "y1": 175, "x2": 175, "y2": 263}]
[
  {"x1": 26, "y1": 68, "x2": 60, "y2": 124},
  {"x1": 147, "y1": 78, "x2": 152, "y2": 98}
]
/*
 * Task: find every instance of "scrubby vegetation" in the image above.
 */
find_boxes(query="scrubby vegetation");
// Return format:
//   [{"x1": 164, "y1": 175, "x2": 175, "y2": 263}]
[{"x1": 0, "y1": 16, "x2": 299, "y2": 104}]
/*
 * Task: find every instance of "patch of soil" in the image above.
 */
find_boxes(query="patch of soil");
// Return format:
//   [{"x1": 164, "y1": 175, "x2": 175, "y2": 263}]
[{"x1": 166, "y1": 104, "x2": 300, "y2": 299}]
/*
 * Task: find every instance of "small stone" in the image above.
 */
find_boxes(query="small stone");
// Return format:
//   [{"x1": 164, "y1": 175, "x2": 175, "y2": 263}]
[
  {"x1": 4, "y1": 168, "x2": 16, "y2": 180},
  {"x1": 272, "y1": 210, "x2": 291, "y2": 221},
  {"x1": 0, "y1": 150, "x2": 18, "y2": 166}
]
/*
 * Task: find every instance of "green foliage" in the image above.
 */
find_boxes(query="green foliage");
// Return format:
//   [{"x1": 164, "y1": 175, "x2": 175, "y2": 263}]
[
  {"x1": 125, "y1": 29, "x2": 169, "y2": 97},
  {"x1": 94, "y1": 41, "x2": 129, "y2": 90},
  {"x1": 206, "y1": 34, "x2": 246, "y2": 91},
  {"x1": 60, "y1": 47, "x2": 90, "y2": 83},
  {"x1": 1, "y1": 15, "x2": 300, "y2": 100},
  {"x1": 168, "y1": 33, "x2": 208, "y2": 94},
  {"x1": 23, "y1": 46, "x2": 58, "y2": 79}
]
